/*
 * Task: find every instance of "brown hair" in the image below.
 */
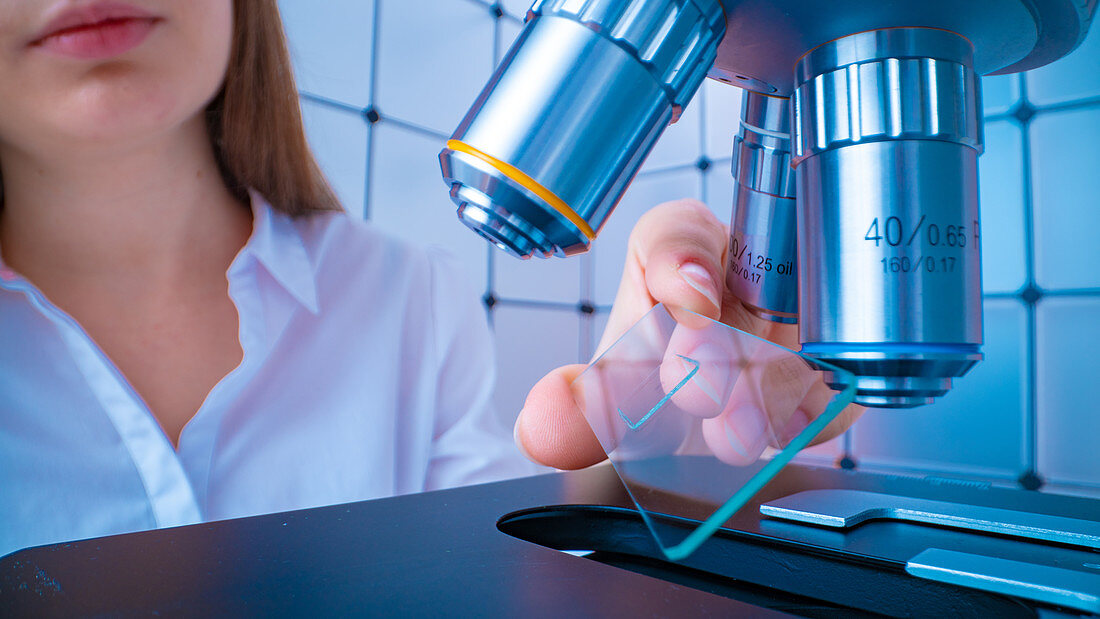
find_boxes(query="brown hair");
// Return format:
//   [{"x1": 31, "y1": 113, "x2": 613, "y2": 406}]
[{"x1": 207, "y1": 0, "x2": 341, "y2": 216}]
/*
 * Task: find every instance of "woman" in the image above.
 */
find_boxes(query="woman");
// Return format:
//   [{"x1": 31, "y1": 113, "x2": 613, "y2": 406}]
[{"x1": 0, "y1": 0, "x2": 852, "y2": 556}]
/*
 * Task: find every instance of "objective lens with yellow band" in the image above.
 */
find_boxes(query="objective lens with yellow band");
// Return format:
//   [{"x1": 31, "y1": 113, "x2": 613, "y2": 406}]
[
  {"x1": 438, "y1": 0, "x2": 726, "y2": 259},
  {"x1": 444, "y1": 140, "x2": 596, "y2": 242}
]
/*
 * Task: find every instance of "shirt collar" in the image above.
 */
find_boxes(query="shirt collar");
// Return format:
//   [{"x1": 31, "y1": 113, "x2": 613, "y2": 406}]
[
  {"x1": 241, "y1": 190, "x2": 321, "y2": 315},
  {"x1": 0, "y1": 191, "x2": 322, "y2": 315}
]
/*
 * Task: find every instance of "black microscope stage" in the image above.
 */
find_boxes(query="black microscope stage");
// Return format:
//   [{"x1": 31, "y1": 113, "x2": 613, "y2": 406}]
[{"x1": 2, "y1": 459, "x2": 1097, "y2": 617}]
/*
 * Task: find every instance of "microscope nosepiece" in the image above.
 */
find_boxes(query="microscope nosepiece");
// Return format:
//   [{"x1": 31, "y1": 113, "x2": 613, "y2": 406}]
[
  {"x1": 792, "y1": 28, "x2": 985, "y2": 408},
  {"x1": 726, "y1": 91, "x2": 798, "y2": 324},
  {"x1": 439, "y1": 0, "x2": 726, "y2": 258}
]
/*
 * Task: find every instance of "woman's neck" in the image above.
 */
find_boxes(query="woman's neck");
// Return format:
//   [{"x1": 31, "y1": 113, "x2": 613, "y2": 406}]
[{"x1": 0, "y1": 116, "x2": 252, "y2": 293}]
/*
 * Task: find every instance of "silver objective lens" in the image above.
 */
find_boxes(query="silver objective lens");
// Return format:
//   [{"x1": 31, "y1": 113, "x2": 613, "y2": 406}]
[
  {"x1": 792, "y1": 28, "x2": 984, "y2": 408},
  {"x1": 726, "y1": 91, "x2": 797, "y2": 324},
  {"x1": 443, "y1": 2, "x2": 1094, "y2": 410},
  {"x1": 438, "y1": 0, "x2": 726, "y2": 258}
]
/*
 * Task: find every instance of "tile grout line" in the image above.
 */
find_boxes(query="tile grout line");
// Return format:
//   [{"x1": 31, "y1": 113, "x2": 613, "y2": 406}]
[
  {"x1": 851, "y1": 459, "x2": 1022, "y2": 484},
  {"x1": 580, "y1": 254, "x2": 595, "y2": 362},
  {"x1": 1037, "y1": 287, "x2": 1100, "y2": 297},
  {"x1": 485, "y1": 4, "x2": 503, "y2": 325},
  {"x1": 638, "y1": 160, "x2": 708, "y2": 178},
  {"x1": 1017, "y1": 75, "x2": 1042, "y2": 490},
  {"x1": 1032, "y1": 93, "x2": 1100, "y2": 114},
  {"x1": 312, "y1": 7, "x2": 1092, "y2": 485},
  {"x1": 494, "y1": 297, "x2": 606, "y2": 312},
  {"x1": 298, "y1": 91, "x2": 361, "y2": 115},
  {"x1": 379, "y1": 116, "x2": 450, "y2": 141},
  {"x1": 361, "y1": 0, "x2": 383, "y2": 222},
  {"x1": 368, "y1": 0, "x2": 381, "y2": 117},
  {"x1": 698, "y1": 84, "x2": 711, "y2": 205},
  {"x1": 362, "y1": 125, "x2": 374, "y2": 221}
]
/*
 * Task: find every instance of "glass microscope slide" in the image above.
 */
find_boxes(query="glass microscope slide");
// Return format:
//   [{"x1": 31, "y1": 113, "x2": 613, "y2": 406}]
[{"x1": 573, "y1": 303, "x2": 857, "y2": 560}]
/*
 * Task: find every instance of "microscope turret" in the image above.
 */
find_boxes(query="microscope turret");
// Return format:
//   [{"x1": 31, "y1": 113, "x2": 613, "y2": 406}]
[{"x1": 439, "y1": 0, "x2": 1095, "y2": 407}]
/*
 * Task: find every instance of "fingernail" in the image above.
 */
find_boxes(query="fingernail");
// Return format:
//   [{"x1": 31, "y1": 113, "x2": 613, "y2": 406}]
[
  {"x1": 514, "y1": 415, "x2": 536, "y2": 463},
  {"x1": 678, "y1": 262, "x2": 721, "y2": 309}
]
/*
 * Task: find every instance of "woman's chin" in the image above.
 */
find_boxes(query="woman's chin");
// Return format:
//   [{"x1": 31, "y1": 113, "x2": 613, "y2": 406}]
[
  {"x1": 49, "y1": 101, "x2": 200, "y2": 150},
  {"x1": 44, "y1": 70, "x2": 197, "y2": 133},
  {"x1": 50, "y1": 119, "x2": 172, "y2": 148}
]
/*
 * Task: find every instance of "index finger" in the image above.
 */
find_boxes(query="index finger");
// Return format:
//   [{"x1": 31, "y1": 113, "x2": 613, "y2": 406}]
[{"x1": 596, "y1": 198, "x2": 730, "y2": 356}]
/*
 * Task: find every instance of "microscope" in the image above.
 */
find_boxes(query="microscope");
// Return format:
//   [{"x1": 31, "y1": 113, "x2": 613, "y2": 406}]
[
  {"x1": 438, "y1": 0, "x2": 1095, "y2": 409},
  {"x1": 5, "y1": 5, "x2": 1100, "y2": 614}
]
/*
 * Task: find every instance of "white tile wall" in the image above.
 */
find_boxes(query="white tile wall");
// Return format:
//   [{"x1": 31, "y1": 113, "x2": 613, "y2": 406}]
[
  {"x1": 493, "y1": 307, "x2": 582, "y2": 427},
  {"x1": 1031, "y1": 107, "x2": 1100, "y2": 290},
  {"x1": 1042, "y1": 481, "x2": 1100, "y2": 500},
  {"x1": 702, "y1": 162, "x2": 735, "y2": 226},
  {"x1": 278, "y1": 0, "x2": 375, "y2": 107},
  {"x1": 795, "y1": 434, "x2": 845, "y2": 466},
  {"x1": 643, "y1": 97, "x2": 704, "y2": 172},
  {"x1": 1037, "y1": 297, "x2": 1100, "y2": 487},
  {"x1": 498, "y1": 0, "x2": 531, "y2": 20},
  {"x1": 375, "y1": 0, "x2": 496, "y2": 134},
  {"x1": 299, "y1": 100, "x2": 369, "y2": 218},
  {"x1": 369, "y1": 123, "x2": 490, "y2": 293},
  {"x1": 978, "y1": 120, "x2": 1026, "y2": 294},
  {"x1": 495, "y1": 250, "x2": 582, "y2": 303},
  {"x1": 282, "y1": 0, "x2": 1100, "y2": 494},
  {"x1": 589, "y1": 305, "x2": 609, "y2": 357},
  {"x1": 851, "y1": 299, "x2": 1028, "y2": 479},
  {"x1": 702, "y1": 79, "x2": 744, "y2": 161},
  {"x1": 1025, "y1": 23, "x2": 1100, "y2": 105},
  {"x1": 982, "y1": 74, "x2": 1019, "y2": 116},
  {"x1": 495, "y1": 9, "x2": 524, "y2": 60}
]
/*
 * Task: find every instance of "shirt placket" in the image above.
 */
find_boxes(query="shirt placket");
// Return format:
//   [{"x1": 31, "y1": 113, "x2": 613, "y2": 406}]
[
  {"x1": 0, "y1": 267, "x2": 203, "y2": 529},
  {"x1": 174, "y1": 255, "x2": 268, "y2": 514}
]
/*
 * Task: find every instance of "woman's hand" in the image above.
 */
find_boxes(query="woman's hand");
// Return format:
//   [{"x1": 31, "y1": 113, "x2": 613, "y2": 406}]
[{"x1": 514, "y1": 198, "x2": 863, "y2": 469}]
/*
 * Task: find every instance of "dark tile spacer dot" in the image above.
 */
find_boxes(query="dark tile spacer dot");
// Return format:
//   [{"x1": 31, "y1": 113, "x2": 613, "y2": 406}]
[
  {"x1": 1011, "y1": 101, "x2": 1036, "y2": 125},
  {"x1": 837, "y1": 455, "x2": 858, "y2": 470},
  {"x1": 695, "y1": 156, "x2": 711, "y2": 171},
  {"x1": 489, "y1": 3, "x2": 504, "y2": 18},
  {"x1": 363, "y1": 107, "x2": 381, "y2": 124},
  {"x1": 1018, "y1": 470, "x2": 1044, "y2": 491},
  {"x1": 482, "y1": 293, "x2": 497, "y2": 309},
  {"x1": 1020, "y1": 284, "x2": 1043, "y2": 305},
  {"x1": 578, "y1": 302, "x2": 596, "y2": 315}
]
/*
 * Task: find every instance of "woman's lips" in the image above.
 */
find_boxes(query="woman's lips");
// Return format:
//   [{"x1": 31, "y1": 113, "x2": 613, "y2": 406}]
[{"x1": 30, "y1": 4, "x2": 161, "y2": 60}]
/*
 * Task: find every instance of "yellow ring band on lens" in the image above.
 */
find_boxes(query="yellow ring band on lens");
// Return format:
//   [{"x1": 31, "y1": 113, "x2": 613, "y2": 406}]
[{"x1": 446, "y1": 139, "x2": 596, "y2": 241}]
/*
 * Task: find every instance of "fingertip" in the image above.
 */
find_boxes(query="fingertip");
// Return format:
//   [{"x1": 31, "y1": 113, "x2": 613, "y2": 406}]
[
  {"x1": 809, "y1": 402, "x2": 867, "y2": 445},
  {"x1": 516, "y1": 364, "x2": 607, "y2": 470},
  {"x1": 701, "y1": 404, "x2": 769, "y2": 466},
  {"x1": 512, "y1": 415, "x2": 536, "y2": 463}
]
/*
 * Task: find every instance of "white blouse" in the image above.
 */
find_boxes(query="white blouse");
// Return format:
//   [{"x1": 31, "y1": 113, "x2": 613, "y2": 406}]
[{"x1": 0, "y1": 193, "x2": 536, "y2": 557}]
